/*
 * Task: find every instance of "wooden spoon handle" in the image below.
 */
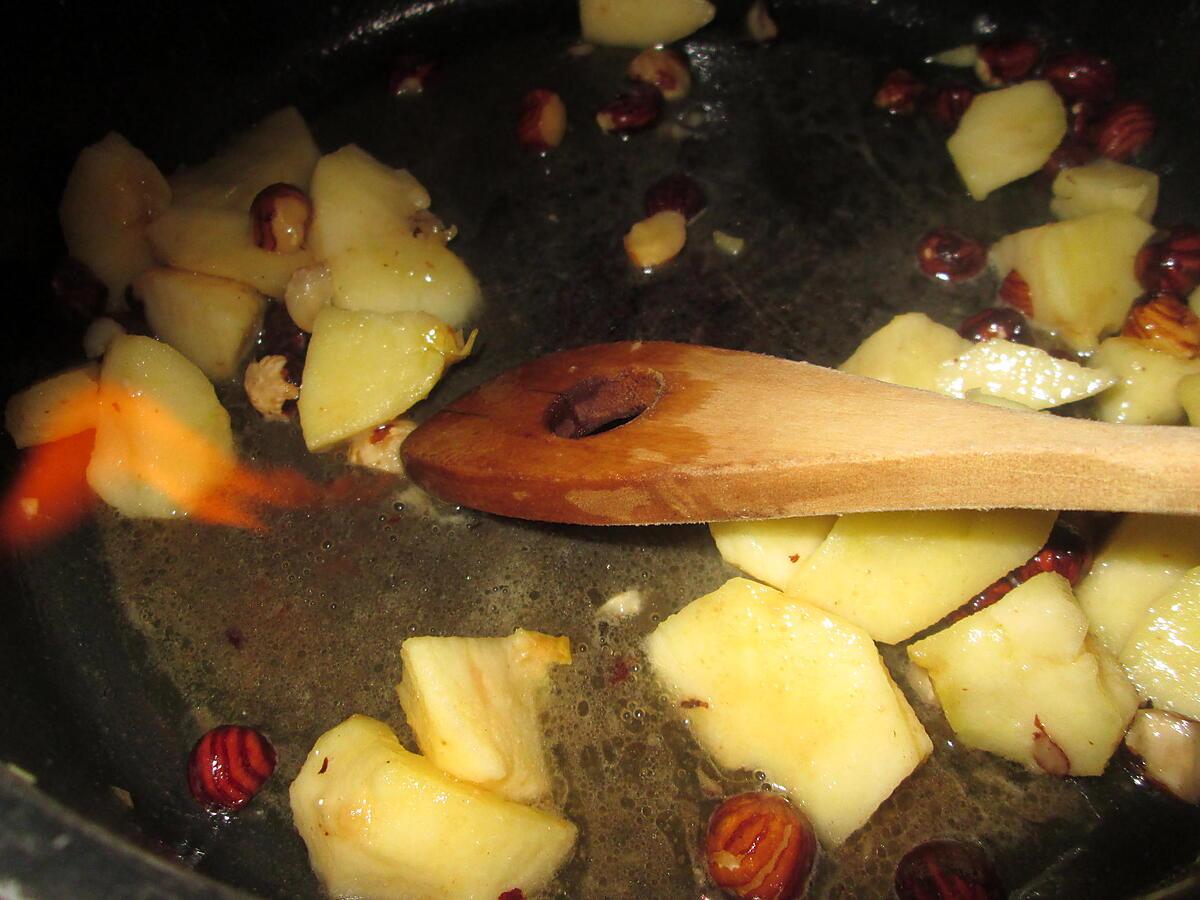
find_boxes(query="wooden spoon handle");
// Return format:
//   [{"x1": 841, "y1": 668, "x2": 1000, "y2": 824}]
[{"x1": 402, "y1": 341, "x2": 1200, "y2": 525}]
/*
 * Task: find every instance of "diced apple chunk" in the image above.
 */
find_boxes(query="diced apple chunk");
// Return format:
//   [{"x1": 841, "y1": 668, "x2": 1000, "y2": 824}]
[
  {"x1": 308, "y1": 145, "x2": 431, "y2": 260},
  {"x1": 947, "y1": 81, "x2": 1066, "y2": 200},
  {"x1": 708, "y1": 516, "x2": 836, "y2": 591},
  {"x1": 579, "y1": 0, "x2": 716, "y2": 48},
  {"x1": 134, "y1": 268, "x2": 266, "y2": 381},
  {"x1": 1124, "y1": 709, "x2": 1200, "y2": 805},
  {"x1": 297, "y1": 308, "x2": 473, "y2": 452},
  {"x1": 1121, "y1": 566, "x2": 1200, "y2": 720},
  {"x1": 5, "y1": 365, "x2": 100, "y2": 449},
  {"x1": 59, "y1": 132, "x2": 171, "y2": 309},
  {"x1": 839, "y1": 313, "x2": 971, "y2": 392},
  {"x1": 146, "y1": 205, "x2": 314, "y2": 298},
  {"x1": 87, "y1": 335, "x2": 234, "y2": 518},
  {"x1": 1051, "y1": 159, "x2": 1159, "y2": 222},
  {"x1": 1089, "y1": 336, "x2": 1200, "y2": 425},
  {"x1": 1077, "y1": 514, "x2": 1200, "y2": 656},
  {"x1": 290, "y1": 715, "x2": 577, "y2": 900},
  {"x1": 645, "y1": 578, "x2": 931, "y2": 846},
  {"x1": 990, "y1": 211, "x2": 1155, "y2": 350},
  {"x1": 935, "y1": 338, "x2": 1115, "y2": 409},
  {"x1": 395, "y1": 629, "x2": 571, "y2": 803},
  {"x1": 169, "y1": 107, "x2": 319, "y2": 210},
  {"x1": 327, "y1": 233, "x2": 481, "y2": 328},
  {"x1": 786, "y1": 509, "x2": 1055, "y2": 644},
  {"x1": 909, "y1": 572, "x2": 1138, "y2": 776}
]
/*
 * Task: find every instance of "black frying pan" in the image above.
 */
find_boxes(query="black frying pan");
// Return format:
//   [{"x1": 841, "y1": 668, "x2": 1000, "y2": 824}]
[{"x1": 4, "y1": 1, "x2": 1200, "y2": 896}]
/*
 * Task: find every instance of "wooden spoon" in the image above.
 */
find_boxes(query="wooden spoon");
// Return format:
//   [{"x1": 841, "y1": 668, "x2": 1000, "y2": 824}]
[{"x1": 401, "y1": 341, "x2": 1200, "y2": 525}]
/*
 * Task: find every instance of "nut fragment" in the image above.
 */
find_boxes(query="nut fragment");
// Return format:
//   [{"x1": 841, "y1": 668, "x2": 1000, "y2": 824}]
[
  {"x1": 596, "y1": 83, "x2": 663, "y2": 134},
  {"x1": 706, "y1": 792, "x2": 817, "y2": 900},
  {"x1": 873, "y1": 69, "x2": 924, "y2": 115},
  {"x1": 975, "y1": 36, "x2": 1040, "y2": 86},
  {"x1": 283, "y1": 264, "x2": 333, "y2": 333},
  {"x1": 927, "y1": 84, "x2": 975, "y2": 130},
  {"x1": 628, "y1": 48, "x2": 692, "y2": 101},
  {"x1": 998, "y1": 270, "x2": 1034, "y2": 317},
  {"x1": 1032, "y1": 716, "x2": 1071, "y2": 776},
  {"x1": 1121, "y1": 293, "x2": 1200, "y2": 359},
  {"x1": 1125, "y1": 708, "x2": 1200, "y2": 805},
  {"x1": 624, "y1": 211, "x2": 687, "y2": 270},
  {"x1": 345, "y1": 419, "x2": 417, "y2": 475},
  {"x1": 745, "y1": 0, "x2": 779, "y2": 43},
  {"x1": 1092, "y1": 100, "x2": 1156, "y2": 162},
  {"x1": 187, "y1": 725, "x2": 276, "y2": 811},
  {"x1": 244, "y1": 355, "x2": 300, "y2": 422},
  {"x1": 713, "y1": 230, "x2": 746, "y2": 257},
  {"x1": 644, "y1": 173, "x2": 706, "y2": 221},
  {"x1": 916, "y1": 230, "x2": 986, "y2": 283},
  {"x1": 250, "y1": 183, "x2": 312, "y2": 253},
  {"x1": 1042, "y1": 51, "x2": 1117, "y2": 103},
  {"x1": 389, "y1": 57, "x2": 436, "y2": 96},
  {"x1": 517, "y1": 88, "x2": 567, "y2": 153},
  {"x1": 894, "y1": 840, "x2": 1004, "y2": 900},
  {"x1": 1135, "y1": 225, "x2": 1200, "y2": 296}
]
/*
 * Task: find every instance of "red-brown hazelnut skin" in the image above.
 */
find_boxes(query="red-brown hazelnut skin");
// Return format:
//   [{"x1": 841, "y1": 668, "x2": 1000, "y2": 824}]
[
  {"x1": 706, "y1": 792, "x2": 817, "y2": 900},
  {"x1": 916, "y1": 230, "x2": 986, "y2": 283},
  {"x1": 1092, "y1": 100, "x2": 1156, "y2": 162},
  {"x1": 187, "y1": 725, "x2": 276, "y2": 811},
  {"x1": 894, "y1": 839, "x2": 1004, "y2": 900},
  {"x1": 874, "y1": 69, "x2": 924, "y2": 115},
  {"x1": 250, "y1": 183, "x2": 313, "y2": 253}
]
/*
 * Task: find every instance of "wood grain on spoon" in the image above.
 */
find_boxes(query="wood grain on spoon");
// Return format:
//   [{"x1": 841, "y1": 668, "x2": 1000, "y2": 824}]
[{"x1": 401, "y1": 341, "x2": 1200, "y2": 525}]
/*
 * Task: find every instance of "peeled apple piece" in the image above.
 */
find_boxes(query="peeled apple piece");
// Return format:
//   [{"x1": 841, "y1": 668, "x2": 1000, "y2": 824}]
[
  {"x1": 59, "y1": 132, "x2": 171, "y2": 309},
  {"x1": 87, "y1": 335, "x2": 234, "y2": 518},
  {"x1": 708, "y1": 516, "x2": 836, "y2": 591},
  {"x1": 395, "y1": 629, "x2": 571, "y2": 803},
  {"x1": 839, "y1": 312, "x2": 972, "y2": 392},
  {"x1": 786, "y1": 509, "x2": 1056, "y2": 644},
  {"x1": 168, "y1": 107, "x2": 319, "y2": 210},
  {"x1": 297, "y1": 307, "x2": 473, "y2": 452},
  {"x1": 5, "y1": 365, "x2": 100, "y2": 449},
  {"x1": 289, "y1": 715, "x2": 577, "y2": 900},
  {"x1": 947, "y1": 81, "x2": 1066, "y2": 200},
  {"x1": 579, "y1": 0, "x2": 716, "y2": 48},
  {"x1": 644, "y1": 578, "x2": 932, "y2": 846},
  {"x1": 1089, "y1": 337, "x2": 1200, "y2": 425},
  {"x1": 934, "y1": 338, "x2": 1115, "y2": 409},
  {"x1": 1121, "y1": 566, "x2": 1200, "y2": 720},
  {"x1": 1051, "y1": 159, "x2": 1159, "y2": 222},
  {"x1": 909, "y1": 572, "x2": 1138, "y2": 776}
]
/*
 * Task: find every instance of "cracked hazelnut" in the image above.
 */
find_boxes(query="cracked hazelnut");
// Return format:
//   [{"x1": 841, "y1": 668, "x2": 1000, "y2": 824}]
[
  {"x1": 517, "y1": 88, "x2": 567, "y2": 153},
  {"x1": 1122, "y1": 293, "x2": 1200, "y2": 359},
  {"x1": 894, "y1": 840, "x2": 1004, "y2": 900},
  {"x1": 345, "y1": 419, "x2": 417, "y2": 475},
  {"x1": 706, "y1": 792, "x2": 817, "y2": 900},
  {"x1": 596, "y1": 83, "x2": 663, "y2": 134},
  {"x1": 916, "y1": 230, "x2": 986, "y2": 283},
  {"x1": 250, "y1": 183, "x2": 312, "y2": 253},
  {"x1": 244, "y1": 355, "x2": 300, "y2": 422},
  {"x1": 998, "y1": 270, "x2": 1034, "y2": 317},
  {"x1": 1092, "y1": 100, "x2": 1155, "y2": 162},
  {"x1": 624, "y1": 211, "x2": 687, "y2": 270},
  {"x1": 628, "y1": 48, "x2": 691, "y2": 101},
  {"x1": 873, "y1": 69, "x2": 924, "y2": 115},
  {"x1": 1042, "y1": 51, "x2": 1117, "y2": 103}
]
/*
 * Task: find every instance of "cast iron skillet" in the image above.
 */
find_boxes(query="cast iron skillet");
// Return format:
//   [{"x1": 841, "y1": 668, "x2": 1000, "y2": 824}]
[{"x1": 4, "y1": 1, "x2": 1200, "y2": 896}]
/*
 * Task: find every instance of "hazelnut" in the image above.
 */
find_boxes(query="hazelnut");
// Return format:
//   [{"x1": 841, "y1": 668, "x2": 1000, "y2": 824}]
[
  {"x1": 998, "y1": 270, "x2": 1034, "y2": 317},
  {"x1": 517, "y1": 88, "x2": 567, "y2": 153},
  {"x1": 624, "y1": 211, "x2": 687, "y2": 270},
  {"x1": 1042, "y1": 51, "x2": 1117, "y2": 103},
  {"x1": 244, "y1": 355, "x2": 300, "y2": 422},
  {"x1": 1041, "y1": 136, "x2": 1096, "y2": 178},
  {"x1": 894, "y1": 840, "x2": 1004, "y2": 900},
  {"x1": 596, "y1": 83, "x2": 663, "y2": 134},
  {"x1": 1032, "y1": 716, "x2": 1071, "y2": 776},
  {"x1": 1092, "y1": 100, "x2": 1156, "y2": 162},
  {"x1": 706, "y1": 792, "x2": 817, "y2": 900},
  {"x1": 345, "y1": 419, "x2": 417, "y2": 475},
  {"x1": 1135, "y1": 225, "x2": 1200, "y2": 296},
  {"x1": 250, "y1": 183, "x2": 312, "y2": 253},
  {"x1": 644, "y1": 173, "x2": 707, "y2": 221},
  {"x1": 927, "y1": 84, "x2": 975, "y2": 130},
  {"x1": 1121, "y1": 293, "x2": 1200, "y2": 359},
  {"x1": 187, "y1": 725, "x2": 276, "y2": 811},
  {"x1": 746, "y1": 0, "x2": 779, "y2": 43},
  {"x1": 1125, "y1": 708, "x2": 1200, "y2": 805},
  {"x1": 974, "y1": 36, "x2": 1040, "y2": 86},
  {"x1": 873, "y1": 69, "x2": 924, "y2": 115},
  {"x1": 915, "y1": 230, "x2": 986, "y2": 283},
  {"x1": 956, "y1": 307, "x2": 1032, "y2": 345},
  {"x1": 628, "y1": 48, "x2": 692, "y2": 101}
]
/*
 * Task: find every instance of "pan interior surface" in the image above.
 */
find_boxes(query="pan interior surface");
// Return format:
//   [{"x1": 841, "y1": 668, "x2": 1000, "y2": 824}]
[{"x1": 4, "y1": 1, "x2": 1200, "y2": 897}]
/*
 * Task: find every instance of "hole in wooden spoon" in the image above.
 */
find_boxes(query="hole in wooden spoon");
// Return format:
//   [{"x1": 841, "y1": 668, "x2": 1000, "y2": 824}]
[{"x1": 544, "y1": 368, "x2": 665, "y2": 439}]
